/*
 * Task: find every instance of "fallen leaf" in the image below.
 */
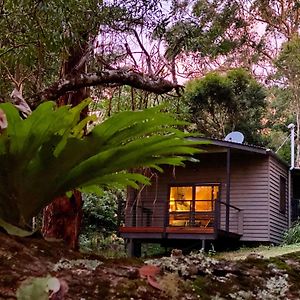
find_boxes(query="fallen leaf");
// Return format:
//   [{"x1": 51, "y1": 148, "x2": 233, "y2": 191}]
[
  {"x1": 147, "y1": 275, "x2": 162, "y2": 290},
  {"x1": 139, "y1": 265, "x2": 160, "y2": 278}
]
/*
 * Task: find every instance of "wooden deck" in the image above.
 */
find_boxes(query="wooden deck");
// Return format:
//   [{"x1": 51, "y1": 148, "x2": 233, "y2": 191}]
[
  {"x1": 166, "y1": 227, "x2": 214, "y2": 234},
  {"x1": 119, "y1": 226, "x2": 216, "y2": 240},
  {"x1": 119, "y1": 226, "x2": 164, "y2": 233},
  {"x1": 119, "y1": 226, "x2": 214, "y2": 234}
]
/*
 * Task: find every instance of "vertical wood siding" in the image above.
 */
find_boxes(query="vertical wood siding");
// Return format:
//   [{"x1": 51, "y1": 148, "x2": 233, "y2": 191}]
[
  {"x1": 230, "y1": 155, "x2": 269, "y2": 241},
  {"x1": 125, "y1": 151, "x2": 289, "y2": 243},
  {"x1": 268, "y1": 156, "x2": 289, "y2": 244}
]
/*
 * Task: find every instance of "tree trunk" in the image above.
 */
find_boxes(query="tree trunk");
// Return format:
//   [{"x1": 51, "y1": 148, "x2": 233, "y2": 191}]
[
  {"x1": 42, "y1": 190, "x2": 83, "y2": 249},
  {"x1": 42, "y1": 41, "x2": 88, "y2": 249}
]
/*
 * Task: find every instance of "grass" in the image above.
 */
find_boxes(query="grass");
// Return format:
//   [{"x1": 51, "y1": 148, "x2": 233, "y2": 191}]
[{"x1": 216, "y1": 243, "x2": 300, "y2": 260}]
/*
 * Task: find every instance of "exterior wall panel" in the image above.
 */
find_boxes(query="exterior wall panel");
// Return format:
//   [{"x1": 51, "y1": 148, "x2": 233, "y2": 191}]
[
  {"x1": 124, "y1": 150, "x2": 289, "y2": 243},
  {"x1": 268, "y1": 156, "x2": 289, "y2": 244}
]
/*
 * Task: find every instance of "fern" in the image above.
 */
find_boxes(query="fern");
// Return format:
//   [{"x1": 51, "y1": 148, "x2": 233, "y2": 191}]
[{"x1": 0, "y1": 100, "x2": 202, "y2": 229}]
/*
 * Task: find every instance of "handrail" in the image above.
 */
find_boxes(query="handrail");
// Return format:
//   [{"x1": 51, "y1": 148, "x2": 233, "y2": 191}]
[
  {"x1": 219, "y1": 201, "x2": 242, "y2": 212},
  {"x1": 129, "y1": 200, "x2": 243, "y2": 235},
  {"x1": 136, "y1": 205, "x2": 153, "y2": 214}
]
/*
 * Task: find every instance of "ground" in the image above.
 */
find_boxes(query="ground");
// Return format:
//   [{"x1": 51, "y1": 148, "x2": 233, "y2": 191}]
[
  {"x1": 1, "y1": 232, "x2": 300, "y2": 299},
  {"x1": 216, "y1": 243, "x2": 300, "y2": 260}
]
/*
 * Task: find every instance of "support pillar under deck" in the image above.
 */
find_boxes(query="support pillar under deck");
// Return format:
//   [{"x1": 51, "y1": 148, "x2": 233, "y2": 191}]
[
  {"x1": 201, "y1": 239, "x2": 206, "y2": 250},
  {"x1": 127, "y1": 239, "x2": 142, "y2": 257}
]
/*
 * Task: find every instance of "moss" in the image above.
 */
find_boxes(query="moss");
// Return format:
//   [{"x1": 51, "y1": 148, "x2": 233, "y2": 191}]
[
  {"x1": 0, "y1": 274, "x2": 16, "y2": 285},
  {"x1": 192, "y1": 258, "x2": 276, "y2": 299},
  {"x1": 0, "y1": 258, "x2": 12, "y2": 267},
  {"x1": 268, "y1": 257, "x2": 290, "y2": 270},
  {"x1": 192, "y1": 275, "x2": 240, "y2": 300},
  {"x1": 114, "y1": 279, "x2": 148, "y2": 299},
  {"x1": 107, "y1": 256, "x2": 142, "y2": 267},
  {"x1": 71, "y1": 279, "x2": 111, "y2": 300},
  {"x1": 242, "y1": 257, "x2": 269, "y2": 270},
  {"x1": 282, "y1": 251, "x2": 300, "y2": 260},
  {"x1": 192, "y1": 276, "x2": 212, "y2": 300}
]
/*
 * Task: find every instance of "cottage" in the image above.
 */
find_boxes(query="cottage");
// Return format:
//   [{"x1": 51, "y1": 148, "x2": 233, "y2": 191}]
[{"x1": 119, "y1": 137, "x2": 293, "y2": 256}]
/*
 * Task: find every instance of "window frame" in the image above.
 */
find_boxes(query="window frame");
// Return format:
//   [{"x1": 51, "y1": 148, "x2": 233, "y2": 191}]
[{"x1": 167, "y1": 182, "x2": 220, "y2": 226}]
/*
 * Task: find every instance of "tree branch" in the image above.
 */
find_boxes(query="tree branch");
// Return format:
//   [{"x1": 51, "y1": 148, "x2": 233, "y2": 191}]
[
  {"x1": 34, "y1": 68, "x2": 182, "y2": 102},
  {"x1": 132, "y1": 29, "x2": 153, "y2": 75}
]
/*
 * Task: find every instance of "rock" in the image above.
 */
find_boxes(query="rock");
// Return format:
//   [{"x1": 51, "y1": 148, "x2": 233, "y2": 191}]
[
  {"x1": 268, "y1": 263, "x2": 285, "y2": 275},
  {"x1": 213, "y1": 261, "x2": 240, "y2": 276},
  {"x1": 187, "y1": 265, "x2": 199, "y2": 276},
  {"x1": 171, "y1": 249, "x2": 183, "y2": 257},
  {"x1": 285, "y1": 259, "x2": 300, "y2": 271},
  {"x1": 126, "y1": 268, "x2": 139, "y2": 279},
  {"x1": 246, "y1": 253, "x2": 264, "y2": 260},
  {"x1": 246, "y1": 267, "x2": 263, "y2": 277}
]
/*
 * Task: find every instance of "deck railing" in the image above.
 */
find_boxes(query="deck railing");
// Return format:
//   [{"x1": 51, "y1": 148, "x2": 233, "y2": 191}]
[
  {"x1": 218, "y1": 201, "x2": 243, "y2": 235},
  {"x1": 127, "y1": 199, "x2": 243, "y2": 235}
]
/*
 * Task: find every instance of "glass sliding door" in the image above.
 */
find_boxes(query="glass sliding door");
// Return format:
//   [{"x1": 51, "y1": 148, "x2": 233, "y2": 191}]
[
  {"x1": 169, "y1": 186, "x2": 193, "y2": 226},
  {"x1": 169, "y1": 184, "x2": 219, "y2": 227}
]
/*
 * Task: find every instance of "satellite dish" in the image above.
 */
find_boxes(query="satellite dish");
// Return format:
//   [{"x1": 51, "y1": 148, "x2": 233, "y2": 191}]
[{"x1": 224, "y1": 131, "x2": 244, "y2": 144}]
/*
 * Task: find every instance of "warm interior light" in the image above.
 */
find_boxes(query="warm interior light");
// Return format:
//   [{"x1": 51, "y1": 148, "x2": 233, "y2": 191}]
[
  {"x1": 169, "y1": 186, "x2": 192, "y2": 212},
  {"x1": 168, "y1": 185, "x2": 219, "y2": 226}
]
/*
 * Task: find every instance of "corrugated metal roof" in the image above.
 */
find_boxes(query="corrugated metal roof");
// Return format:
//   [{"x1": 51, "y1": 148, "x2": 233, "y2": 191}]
[{"x1": 198, "y1": 136, "x2": 268, "y2": 150}]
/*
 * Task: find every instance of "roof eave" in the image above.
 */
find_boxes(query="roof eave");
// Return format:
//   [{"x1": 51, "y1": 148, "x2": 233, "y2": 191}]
[{"x1": 191, "y1": 137, "x2": 289, "y2": 167}]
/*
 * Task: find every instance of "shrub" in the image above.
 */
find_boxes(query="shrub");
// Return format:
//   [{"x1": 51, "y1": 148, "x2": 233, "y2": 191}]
[
  {"x1": 283, "y1": 221, "x2": 300, "y2": 244},
  {"x1": 81, "y1": 191, "x2": 124, "y2": 236}
]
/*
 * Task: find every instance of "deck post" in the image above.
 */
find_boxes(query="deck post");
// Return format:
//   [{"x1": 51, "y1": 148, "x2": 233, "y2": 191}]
[
  {"x1": 127, "y1": 239, "x2": 141, "y2": 257},
  {"x1": 226, "y1": 148, "x2": 231, "y2": 232},
  {"x1": 214, "y1": 195, "x2": 220, "y2": 231},
  {"x1": 163, "y1": 189, "x2": 170, "y2": 238},
  {"x1": 201, "y1": 239, "x2": 206, "y2": 250}
]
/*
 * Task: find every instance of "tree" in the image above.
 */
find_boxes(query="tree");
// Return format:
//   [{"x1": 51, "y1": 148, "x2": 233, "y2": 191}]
[
  {"x1": 275, "y1": 35, "x2": 300, "y2": 166},
  {"x1": 0, "y1": 0, "x2": 185, "y2": 248},
  {"x1": 155, "y1": 1, "x2": 300, "y2": 81},
  {"x1": 0, "y1": 0, "x2": 179, "y2": 105},
  {"x1": 185, "y1": 68, "x2": 267, "y2": 144},
  {"x1": 154, "y1": 0, "x2": 252, "y2": 78},
  {"x1": 250, "y1": 0, "x2": 300, "y2": 40}
]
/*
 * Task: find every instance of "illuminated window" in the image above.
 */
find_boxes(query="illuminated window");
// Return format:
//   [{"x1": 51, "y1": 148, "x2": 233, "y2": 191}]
[
  {"x1": 169, "y1": 186, "x2": 192, "y2": 212},
  {"x1": 169, "y1": 184, "x2": 219, "y2": 227},
  {"x1": 195, "y1": 186, "x2": 218, "y2": 211}
]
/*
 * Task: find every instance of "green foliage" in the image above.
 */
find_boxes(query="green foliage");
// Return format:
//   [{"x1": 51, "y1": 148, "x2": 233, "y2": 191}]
[
  {"x1": 273, "y1": 35, "x2": 300, "y2": 164},
  {"x1": 0, "y1": 218, "x2": 37, "y2": 237},
  {"x1": 80, "y1": 232, "x2": 126, "y2": 258},
  {"x1": 93, "y1": 86, "x2": 191, "y2": 123},
  {"x1": 283, "y1": 221, "x2": 300, "y2": 245},
  {"x1": 0, "y1": 100, "x2": 200, "y2": 229},
  {"x1": 0, "y1": 0, "x2": 107, "y2": 97},
  {"x1": 159, "y1": 0, "x2": 247, "y2": 59},
  {"x1": 79, "y1": 190, "x2": 126, "y2": 257},
  {"x1": 263, "y1": 87, "x2": 295, "y2": 163},
  {"x1": 81, "y1": 192, "x2": 121, "y2": 235},
  {"x1": 185, "y1": 68, "x2": 267, "y2": 144},
  {"x1": 141, "y1": 243, "x2": 167, "y2": 258},
  {"x1": 275, "y1": 35, "x2": 300, "y2": 90},
  {"x1": 0, "y1": 0, "x2": 163, "y2": 100},
  {"x1": 16, "y1": 276, "x2": 59, "y2": 300}
]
